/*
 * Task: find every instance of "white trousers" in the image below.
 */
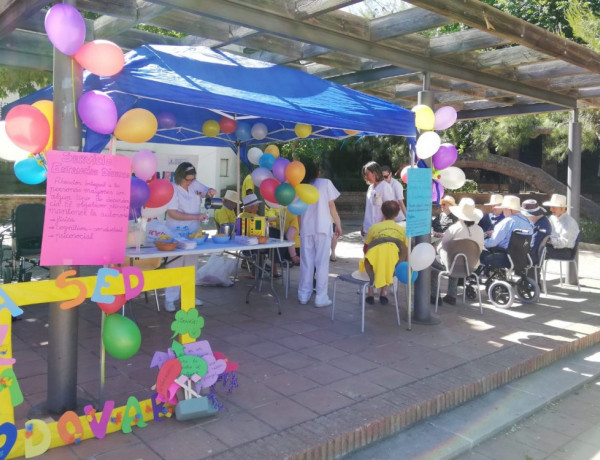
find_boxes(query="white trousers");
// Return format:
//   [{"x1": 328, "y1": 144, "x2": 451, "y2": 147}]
[
  {"x1": 299, "y1": 233, "x2": 331, "y2": 305},
  {"x1": 165, "y1": 254, "x2": 198, "y2": 303}
]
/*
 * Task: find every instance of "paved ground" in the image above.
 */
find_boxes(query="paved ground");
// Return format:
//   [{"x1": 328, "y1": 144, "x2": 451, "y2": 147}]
[{"x1": 4, "y1": 217, "x2": 600, "y2": 459}]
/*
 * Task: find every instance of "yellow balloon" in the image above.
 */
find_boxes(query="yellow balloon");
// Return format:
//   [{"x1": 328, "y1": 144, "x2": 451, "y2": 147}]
[
  {"x1": 294, "y1": 123, "x2": 312, "y2": 138},
  {"x1": 264, "y1": 144, "x2": 280, "y2": 158},
  {"x1": 412, "y1": 104, "x2": 435, "y2": 131},
  {"x1": 343, "y1": 129, "x2": 360, "y2": 136},
  {"x1": 202, "y1": 119, "x2": 220, "y2": 137},
  {"x1": 114, "y1": 108, "x2": 158, "y2": 143},
  {"x1": 295, "y1": 183, "x2": 319, "y2": 204},
  {"x1": 33, "y1": 100, "x2": 53, "y2": 151}
]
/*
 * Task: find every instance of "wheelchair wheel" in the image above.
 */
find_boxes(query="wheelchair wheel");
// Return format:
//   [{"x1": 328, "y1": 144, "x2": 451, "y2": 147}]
[
  {"x1": 488, "y1": 280, "x2": 514, "y2": 308},
  {"x1": 2, "y1": 266, "x2": 12, "y2": 284},
  {"x1": 515, "y1": 277, "x2": 540, "y2": 304},
  {"x1": 465, "y1": 281, "x2": 478, "y2": 300},
  {"x1": 484, "y1": 270, "x2": 506, "y2": 291}
]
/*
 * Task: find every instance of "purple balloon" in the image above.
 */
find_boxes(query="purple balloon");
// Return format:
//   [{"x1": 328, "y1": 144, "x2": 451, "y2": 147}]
[
  {"x1": 130, "y1": 177, "x2": 150, "y2": 208},
  {"x1": 272, "y1": 157, "x2": 290, "y2": 183},
  {"x1": 432, "y1": 180, "x2": 445, "y2": 203},
  {"x1": 250, "y1": 167, "x2": 274, "y2": 186},
  {"x1": 433, "y1": 106, "x2": 458, "y2": 131},
  {"x1": 132, "y1": 149, "x2": 157, "y2": 181},
  {"x1": 432, "y1": 144, "x2": 458, "y2": 170},
  {"x1": 78, "y1": 91, "x2": 118, "y2": 134},
  {"x1": 157, "y1": 112, "x2": 176, "y2": 129},
  {"x1": 45, "y1": 4, "x2": 86, "y2": 56},
  {"x1": 129, "y1": 206, "x2": 142, "y2": 221}
]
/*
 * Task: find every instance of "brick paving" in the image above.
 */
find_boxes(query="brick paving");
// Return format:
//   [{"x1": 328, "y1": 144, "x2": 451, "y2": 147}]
[{"x1": 6, "y1": 225, "x2": 600, "y2": 459}]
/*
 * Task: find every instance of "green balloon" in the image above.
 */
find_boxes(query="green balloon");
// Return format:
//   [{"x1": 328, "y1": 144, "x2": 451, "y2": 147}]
[
  {"x1": 274, "y1": 182, "x2": 296, "y2": 206},
  {"x1": 103, "y1": 314, "x2": 142, "y2": 360}
]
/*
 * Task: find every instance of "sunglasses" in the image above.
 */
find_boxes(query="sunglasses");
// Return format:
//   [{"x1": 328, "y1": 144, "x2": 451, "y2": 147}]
[{"x1": 383, "y1": 174, "x2": 390, "y2": 179}]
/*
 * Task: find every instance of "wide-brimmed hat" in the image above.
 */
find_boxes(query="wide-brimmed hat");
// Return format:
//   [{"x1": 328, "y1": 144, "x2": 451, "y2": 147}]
[
  {"x1": 543, "y1": 193, "x2": 569, "y2": 208},
  {"x1": 440, "y1": 195, "x2": 456, "y2": 206},
  {"x1": 449, "y1": 198, "x2": 484, "y2": 223},
  {"x1": 223, "y1": 190, "x2": 240, "y2": 204},
  {"x1": 242, "y1": 193, "x2": 261, "y2": 208},
  {"x1": 521, "y1": 199, "x2": 546, "y2": 217},
  {"x1": 495, "y1": 195, "x2": 521, "y2": 212},
  {"x1": 484, "y1": 194, "x2": 503, "y2": 206}
]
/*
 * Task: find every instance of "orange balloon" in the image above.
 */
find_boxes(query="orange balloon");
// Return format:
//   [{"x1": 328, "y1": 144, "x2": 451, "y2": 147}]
[
  {"x1": 74, "y1": 40, "x2": 125, "y2": 77},
  {"x1": 114, "y1": 109, "x2": 158, "y2": 143},
  {"x1": 32, "y1": 100, "x2": 53, "y2": 151},
  {"x1": 285, "y1": 161, "x2": 305, "y2": 186},
  {"x1": 343, "y1": 129, "x2": 359, "y2": 136}
]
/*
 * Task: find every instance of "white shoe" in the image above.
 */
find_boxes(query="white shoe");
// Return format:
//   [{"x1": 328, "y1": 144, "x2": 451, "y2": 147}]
[
  {"x1": 299, "y1": 300, "x2": 308, "y2": 305},
  {"x1": 314, "y1": 299, "x2": 333, "y2": 308},
  {"x1": 165, "y1": 301, "x2": 176, "y2": 312},
  {"x1": 195, "y1": 298, "x2": 203, "y2": 306}
]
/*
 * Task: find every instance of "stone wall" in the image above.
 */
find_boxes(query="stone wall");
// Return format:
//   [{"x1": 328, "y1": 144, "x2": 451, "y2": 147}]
[{"x1": 0, "y1": 195, "x2": 46, "y2": 222}]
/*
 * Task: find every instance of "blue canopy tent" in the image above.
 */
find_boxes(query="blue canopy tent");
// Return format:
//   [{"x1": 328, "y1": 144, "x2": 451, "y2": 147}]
[{"x1": 6, "y1": 45, "x2": 416, "y2": 159}]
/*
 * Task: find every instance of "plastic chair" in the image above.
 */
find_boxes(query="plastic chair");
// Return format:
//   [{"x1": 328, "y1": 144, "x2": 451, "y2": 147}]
[
  {"x1": 331, "y1": 274, "x2": 401, "y2": 334},
  {"x1": 542, "y1": 233, "x2": 580, "y2": 294},
  {"x1": 529, "y1": 234, "x2": 551, "y2": 289},
  {"x1": 435, "y1": 239, "x2": 483, "y2": 314}
]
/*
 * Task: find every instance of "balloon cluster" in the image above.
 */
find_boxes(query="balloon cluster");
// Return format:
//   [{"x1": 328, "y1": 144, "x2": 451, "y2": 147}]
[
  {"x1": 401, "y1": 105, "x2": 466, "y2": 201},
  {"x1": 247, "y1": 146, "x2": 318, "y2": 214},
  {"x1": 129, "y1": 149, "x2": 174, "y2": 220}
]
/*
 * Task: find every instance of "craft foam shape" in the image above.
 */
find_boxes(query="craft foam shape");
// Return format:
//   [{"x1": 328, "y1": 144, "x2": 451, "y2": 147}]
[
  {"x1": 0, "y1": 325, "x2": 15, "y2": 366},
  {"x1": 175, "y1": 396, "x2": 218, "y2": 421},
  {"x1": 0, "y1": 422, "x2": 17, "y2": 460},
  {"x1": 90, "y1": 267, "x2": 120, "y2": 304},
  {"x1": 120, "y1": 266, "x2": 144, "y2": 300},
  {"x1": 156, "y1": 359, "x2": 182, "y2": 400},
  {"x1": 84, "y1": 400, "x2": 114, "y2": 439},
  {"x1": 0, "y1": 288, "x2": 23, "y2": 317}
]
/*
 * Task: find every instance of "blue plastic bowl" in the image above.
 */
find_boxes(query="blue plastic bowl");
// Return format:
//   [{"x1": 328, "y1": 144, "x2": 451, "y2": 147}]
[
  {"x1": 189, "y1": 234, "x2": 209, "y2": 246},
  {"x1": 212, "y1": 235, "x2": 231, "y2": 244}
]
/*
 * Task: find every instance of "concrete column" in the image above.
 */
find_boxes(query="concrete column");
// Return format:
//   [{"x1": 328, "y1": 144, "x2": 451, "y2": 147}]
[
  {"x1": 46, "y1": 2, "x2": 83, "y2": 413},
  {"x1": 567, "y1": 109, "x2": 581, "y2": 285}
]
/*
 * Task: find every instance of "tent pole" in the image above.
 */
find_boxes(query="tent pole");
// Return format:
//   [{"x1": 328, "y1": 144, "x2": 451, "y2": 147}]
[{"x1": 236, "y1": 141, "x2": 241, "y2": 216}]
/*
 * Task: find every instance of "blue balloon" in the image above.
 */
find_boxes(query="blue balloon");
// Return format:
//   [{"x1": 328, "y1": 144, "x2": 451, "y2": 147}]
[
  {"x1": 14, "y1": 158, "x2": 47, "y2": 185},
  {"x1": 395, "y1": 261, "x2": 418, "y2": 284},
  {"x1": 258, "y1": 153, "x2": 276, "y2": 170},
  {"x1": 235, "y1": 122, "x2": 251, "y2": 141},
  {"x1": 288, "y1": 197, "x2": 309, "y2": 215}
]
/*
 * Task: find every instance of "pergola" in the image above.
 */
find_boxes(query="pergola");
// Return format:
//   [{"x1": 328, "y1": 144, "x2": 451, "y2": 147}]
[{"x1": 0, "y1": 0, "x2": 594, "y2": 411}]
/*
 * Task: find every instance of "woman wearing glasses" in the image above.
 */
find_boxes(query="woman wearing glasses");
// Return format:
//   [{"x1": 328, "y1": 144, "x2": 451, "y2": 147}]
[
  {"x1": 361, "y1": 161, "x2": 394, "y2": 240},
  {"x1": 164, "y1": 162, "x2": 216, "y2": 312}
]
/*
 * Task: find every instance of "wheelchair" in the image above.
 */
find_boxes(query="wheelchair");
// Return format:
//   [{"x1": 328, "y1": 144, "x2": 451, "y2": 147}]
[
  {"x1": 1, "y1": 203, "x2": 46, "y2": 283},
  {"x1": 467, "y1": 230, "x2": 540, "y2": 308}
]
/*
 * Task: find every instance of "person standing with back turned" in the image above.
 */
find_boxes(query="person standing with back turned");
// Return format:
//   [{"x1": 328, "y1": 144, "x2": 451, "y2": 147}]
[{"x1": 298, "y1": 160, "x2": 342, "y2": 308}]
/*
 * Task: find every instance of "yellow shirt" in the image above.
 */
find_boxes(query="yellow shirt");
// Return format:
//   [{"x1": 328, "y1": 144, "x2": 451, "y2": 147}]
[
  {"x1": 365, "y1": 220, "x2": 407, "y2": 246},
  {"x1": 238, "y1": 211, "x2": 259, "y2": 219},
  {"x1": 284, "y1": 212, "x2": 300, "y2": 248},
  {"x1": 242, "y1": 175, "x2": 255, "y2": 198},
  {"x1": 214, "y1": 206, "x2": 236, "y2": 226}
]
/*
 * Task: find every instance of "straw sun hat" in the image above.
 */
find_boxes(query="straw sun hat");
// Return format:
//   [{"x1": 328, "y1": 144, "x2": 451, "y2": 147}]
[
  {"x1": 495, "y1": 195, "x2": 522, "y2": 212},
  {"x1": 521, "y1": 199, "x2": 546, "y2": 217},
  {"x1": 223, "y1": 190, "x2": 240, "y2": 204},
  {"x1": 449, "y1": 198, "x2": 483, "y2": 223},
  {"x1": 484, "y1": 194, "x2": 503, "y2": 206},
  {"x1": 242, "y1": 193, "x2": 262, "y2": 208},
  {"x1": 440, "y1": 195, "x2": 456, "y2": 206},
  {"x1": 543, "y1": 193, "x2": 569, "y2": 208}
]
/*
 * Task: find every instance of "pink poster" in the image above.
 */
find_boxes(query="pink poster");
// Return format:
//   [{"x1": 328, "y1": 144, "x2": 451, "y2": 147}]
[{"x1": 41, "y1": 151, "x2": 131, "y2": 266}]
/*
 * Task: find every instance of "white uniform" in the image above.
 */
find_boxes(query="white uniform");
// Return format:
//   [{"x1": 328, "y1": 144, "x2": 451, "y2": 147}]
[
  {"x1": 363, "y1": 180, "x2": 394, "y2": 234},
  {"x1": 388, "y1": 177, "x2": 406, "y2": 222},
  {"x1": 299, "y1": 178, "x2": 340, "y2": 306},
  {"x1": 165, "y1": 180, "x2": 209, "y2": 304}
]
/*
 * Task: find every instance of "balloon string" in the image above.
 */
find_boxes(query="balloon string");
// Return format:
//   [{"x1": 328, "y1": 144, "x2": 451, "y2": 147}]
[{"x1": 71, "y1": 58, "x2": 78, "y2": 129}]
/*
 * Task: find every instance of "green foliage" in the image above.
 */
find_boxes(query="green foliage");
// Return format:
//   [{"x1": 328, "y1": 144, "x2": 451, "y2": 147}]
[
  {"x1": 580, "y1": 218, "x2": 600, "y2": 244},
  {"x1": 452, "y1": 179, "x2": 478, "y2": 194},
  {"x1": 566, "y1": 0, "x2": 600, "y2": 51},
  {"x1": 0, "y1": 67, "x2": 51, "y2": 99}
]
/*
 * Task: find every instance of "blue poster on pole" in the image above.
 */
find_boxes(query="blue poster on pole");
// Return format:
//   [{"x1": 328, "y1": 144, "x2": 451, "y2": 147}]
[{"x1": 406, "y1": 168, "x2": 432, "y2": 237}]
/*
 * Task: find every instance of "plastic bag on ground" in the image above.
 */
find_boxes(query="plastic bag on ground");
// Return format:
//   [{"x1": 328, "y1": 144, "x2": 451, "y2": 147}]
[{"x1": 196, "y1": 254, "x2": 237, "y2": 287}]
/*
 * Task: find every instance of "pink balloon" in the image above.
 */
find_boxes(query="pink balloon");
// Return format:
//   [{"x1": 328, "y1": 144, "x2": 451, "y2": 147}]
[
  {"x1": 272, "y1": 157, "x2": 290, "y2": 183},
  {"x1": 219, "y1": 117, "x2": 237, "y2": 134},
  {"x1": 432, "y1": 180, "x2": 445, "y2": 202},
  {"x1": 433, "y1": 106, "x2": 458, "y2": 131},
  {"x1": 432, "y1": 144, "x2": 458, "y2": 170},
  {"x1": 146, "y1": 179, "x2": 174, "y2": 208},
  {"x1": 157, "y1": 112, "x2": 177, "y2": 129},
  {"x1": 5, "y1": 105, "x2": 50, "y2": 153},
  {"x1": 259, "y1": 178, "x2": 280, "y2": 203},
  {"x1": 132, "y1": 150, "x2": 157, "y2": 181},
  {"x1": 78, "y1": 91, "x2": 118, "y2": 134},
  {"x1": 45, "y1": 4, "x2": 86, "y2": 56},
  {"x1": 400, "y1": 165, "x2": 410, "y2": 184},
  {"x1": 74, "y1": 40, "x2": 124, "y2": 77}
]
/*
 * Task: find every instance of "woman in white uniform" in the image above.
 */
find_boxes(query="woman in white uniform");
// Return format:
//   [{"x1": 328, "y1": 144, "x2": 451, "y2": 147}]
[
  {"x1": 164, "y1": 162, "x2": 216, "y2": 312},
  {"x1": 298, "y1": 161, "x2": 342, "y2": 308},
  {"x1": 361, "y1": 161, "x2": 394, "y2": 240}
]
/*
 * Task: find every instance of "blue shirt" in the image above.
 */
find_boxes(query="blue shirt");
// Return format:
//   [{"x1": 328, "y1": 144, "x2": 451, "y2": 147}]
[
  {"x1": 479, "y1": 212, "x2": 505, "y2": 233},
  {"x1": 484, "y1": 213, "x2": 532, "y2": 250},
  {"x1": 530, "y1": 216, "x2": 552, "y2": 264}
]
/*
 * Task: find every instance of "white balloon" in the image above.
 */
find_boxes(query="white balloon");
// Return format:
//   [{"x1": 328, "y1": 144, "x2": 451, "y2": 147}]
[
  {"x1": 410, "y1": 243, "x2": 436, "y2": 271},
  {"x1": 251, "y1": 122, "x2": 268, "y2": 140},
  {"x1": 0, "y1": 121, "x2": 31, "y2": 162},
  {"x1": 141, "y1": 203, "x2": 168, "y2": 219},
  {"x1": 247, "y1": 147, "x2": 263, "y2": 165},
  {"x1": 438, "y1": 166, "x2": 466, "y2": 190},
  {"x1": 250, "y1": 167, "x2": 274, "y2": 186},
  {"x1": 264, "y1": 199, "x2": 283, "y2": 210},
  {"x1": 416, "y1": 131, "x2": 441, "y2": 159}
]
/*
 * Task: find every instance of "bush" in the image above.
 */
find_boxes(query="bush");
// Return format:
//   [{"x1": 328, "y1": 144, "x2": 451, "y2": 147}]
[
  {"x1": 451, "y1": 179, "x2": 478, "y2": 194},
  {"x1": 580, "y1": 218, "x2": 600, "y2": 244}
]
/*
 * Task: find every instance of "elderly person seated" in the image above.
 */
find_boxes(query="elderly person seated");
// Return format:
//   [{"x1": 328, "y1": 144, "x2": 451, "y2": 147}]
[
  {"x1": 478, "y1": 194, "x2": 505, "y2": 236},
  {"x1": 214, "y1": 190, "x2": 240, "y2": 227},
  {"x1": 521, "y1": 199, "x2": 552, "y2": 265},
  {"x1": 432, "y1": 195, "x2": 458, "y2": 238},
  {"x1": 543, "y1": 194, "x2": 580, "y2": 258},
  {"x1": 431, "y1": 198, "x2": 484, "y2": 306},
  {"x1": 480, "y1": 195, "x2": 533, "y2": 267},
  {"x1": 360, "y1": 200, "x2": 407, "y2": 305}
]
